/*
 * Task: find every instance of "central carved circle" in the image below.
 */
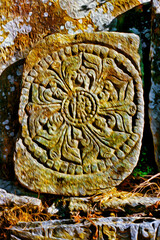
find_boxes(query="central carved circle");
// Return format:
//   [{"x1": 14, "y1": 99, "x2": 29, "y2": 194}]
[{"x1": 62, "y1": 89, "x2": 97, "y2": 126}]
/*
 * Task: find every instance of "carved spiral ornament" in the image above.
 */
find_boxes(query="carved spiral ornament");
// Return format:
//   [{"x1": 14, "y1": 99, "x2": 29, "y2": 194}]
[{"x1": 15, "y1": 33, "x2": 144, "y2": 196}]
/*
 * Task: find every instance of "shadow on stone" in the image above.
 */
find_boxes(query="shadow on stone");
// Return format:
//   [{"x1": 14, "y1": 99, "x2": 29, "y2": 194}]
[
  {"x1": 0, "y1": 59, "x2": 24, "y2": 186},
  {"x1": 108, "y1": 2, "x2": 157, "y2": 175}
]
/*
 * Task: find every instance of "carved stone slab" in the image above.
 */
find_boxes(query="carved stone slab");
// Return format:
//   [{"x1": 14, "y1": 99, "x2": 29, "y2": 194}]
[
  {"x1": 10, "y1": 217, "x2": 160, "y2": 240},
  {"x1": 14, "y1": 32, "x2": 144, "y2": 196}
]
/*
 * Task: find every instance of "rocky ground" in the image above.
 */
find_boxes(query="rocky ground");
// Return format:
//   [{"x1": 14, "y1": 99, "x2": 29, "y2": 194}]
[{"x1": 0, "y1": 174, "x2": 159, "y2": 239}]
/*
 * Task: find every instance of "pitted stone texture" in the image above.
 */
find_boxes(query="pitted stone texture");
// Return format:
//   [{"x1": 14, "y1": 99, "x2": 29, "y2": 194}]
[
  {"x1": 14, "y1": 32, "x2": 144, "y2": 196},
  {"x1": 149, "y1": 0, "x2": 160, "y2": 171},
  {"x1": 10, "y1": 217, "x2": 160, "y2": 240},
  {"x1": 0, "y1": 0, "x2": 144, "y2": 76}
]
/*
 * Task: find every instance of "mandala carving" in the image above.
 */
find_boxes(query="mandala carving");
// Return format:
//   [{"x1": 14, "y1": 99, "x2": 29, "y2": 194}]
[{"x1": 14, "y1": 32, "x2": 144, "y2": 196}]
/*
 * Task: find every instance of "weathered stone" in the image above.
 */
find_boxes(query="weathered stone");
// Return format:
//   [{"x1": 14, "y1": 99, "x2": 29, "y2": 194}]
[
  {"x1": 149, "y1": 0, "x2": 160, "y2": 171},
  {"x1": 0, "y1": 1, "x2": 151, "y2": 190},
  {"x1": 97, "y1": 194, "x2": 160, "y2": 216},
  {"x1": 0, "y1": 188, "x2": 42, "y2": 210},
  {"x1": 108, "y1": 1, "x2": 157, "y2": 177},
  {"x1": 69, "y1": 197, "x2": 93, "y2": 213},
  {"x1": 10, "y1": 217, "x2": 160, "y2": 240},
  {"x1": 66, "y1": 188, "x2": 160, "y2": 215},
  {"x1": 14, "y1": 32, "x2": 144, "y2": 196},
  {"x1": 0, "y1": 0, "x2": 147, "y2": 75}
]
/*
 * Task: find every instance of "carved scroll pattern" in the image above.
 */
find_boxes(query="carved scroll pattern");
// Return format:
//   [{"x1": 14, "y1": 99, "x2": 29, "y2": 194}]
[{"x1": 22, "y1": 44, "x2": 140, "y2": 175}]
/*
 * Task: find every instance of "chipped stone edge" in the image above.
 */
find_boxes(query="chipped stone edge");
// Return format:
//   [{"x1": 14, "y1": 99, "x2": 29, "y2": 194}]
[{"x1": 14, "y1": 32, "x2": 144, "y2": 196}]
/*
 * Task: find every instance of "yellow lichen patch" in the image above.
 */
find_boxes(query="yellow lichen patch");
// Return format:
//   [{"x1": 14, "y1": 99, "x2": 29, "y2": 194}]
[
  {"x1": 0, "y1": 0, "x2": 95, "y2": 71},
  {"x1": 0, "y1": 0, "x2": 143, "y2": 73},
  {"x1": 14, "y1": 33, "x2": 30, "y2": 50},
  {"x1": 103, "y1": 225, "x2": 117, "y2": 240},
  {"x1": 110, "y1": 0, "x2": 141, "y2": 16},
  {"x1": 95, "y1": 0, "x2": 142, "y2": 20}
]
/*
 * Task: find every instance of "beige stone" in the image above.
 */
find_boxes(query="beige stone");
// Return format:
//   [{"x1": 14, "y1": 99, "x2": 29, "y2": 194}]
[
  {"x1": 0, "y1": 188, "x2": 42, "y2": 210},
  {"x1": 14, "y1": 32, "x2": 144, "y2": 196}
]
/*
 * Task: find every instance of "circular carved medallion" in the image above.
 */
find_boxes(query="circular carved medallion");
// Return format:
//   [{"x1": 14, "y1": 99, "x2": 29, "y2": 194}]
[
  {"x1": 15, "y1": 33, "x2": 144, "y2": 196},
  {"x1": 62, "y1": 89, "x2": 97, "y2": 126}
]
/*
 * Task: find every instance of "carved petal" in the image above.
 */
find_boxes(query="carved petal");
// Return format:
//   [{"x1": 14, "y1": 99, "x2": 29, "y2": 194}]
[
  {"x1": 62, "y1": 126, "x2": 82, "y2": 165},
  {"x1": 26, "y1": 103, "x2": 61, "y2": 139}
]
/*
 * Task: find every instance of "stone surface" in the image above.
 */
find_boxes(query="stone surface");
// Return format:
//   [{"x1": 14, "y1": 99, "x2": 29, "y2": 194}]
[
  {"x1": 0, "y1": 0, "x2": 148, "y2": 75},
  {"x1": 10, "y1": 217, "x2": 160, "y2": 240},
  {"x1": 0, "y1": 188, "x2": 42, "y2": 210},
  {"x1": 14, "y1": 32, "x2": 144, "y2": 196},
  {"x1": 67, "y1": 188, "x2": 160, "y2": 215},
  {"x1": 0, "y1": 1, "x2": 150, "y2": 190},
  {"x1": 149, "y1": 0, "x2": 160, "y2": 171}
]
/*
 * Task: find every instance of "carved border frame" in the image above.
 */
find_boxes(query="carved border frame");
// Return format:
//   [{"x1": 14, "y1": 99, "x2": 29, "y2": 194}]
[{"x1": 14, "y1": 32, "x2": 144, "y2": 196}]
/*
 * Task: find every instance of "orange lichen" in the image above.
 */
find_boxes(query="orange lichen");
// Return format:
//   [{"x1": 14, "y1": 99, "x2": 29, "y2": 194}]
[
  {"x1": 110, "y1": 0, "x2": 141, "y2": 17},
  {"x1": 0, "y1": 0, "x2": 142, "y2": 71}
]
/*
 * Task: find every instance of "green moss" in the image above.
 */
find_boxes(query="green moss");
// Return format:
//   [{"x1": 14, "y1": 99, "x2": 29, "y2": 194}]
[{"x1": 133, "y1": 146, "x2": 155, "y2": 177}]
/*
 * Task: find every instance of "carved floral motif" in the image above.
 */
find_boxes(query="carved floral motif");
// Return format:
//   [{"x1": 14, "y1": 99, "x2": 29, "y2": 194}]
[
  {"x1": 22, "y1": 43, "x2": 139, "y2": 175},
  {"x1": 14, "y1": 33, "x2": 144, "y2": 195}
]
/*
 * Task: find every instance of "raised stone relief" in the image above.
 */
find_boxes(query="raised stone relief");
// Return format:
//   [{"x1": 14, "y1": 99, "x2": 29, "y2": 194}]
[{"x1": 14, "y1": 32, "x2": 144, "y2": 196}]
